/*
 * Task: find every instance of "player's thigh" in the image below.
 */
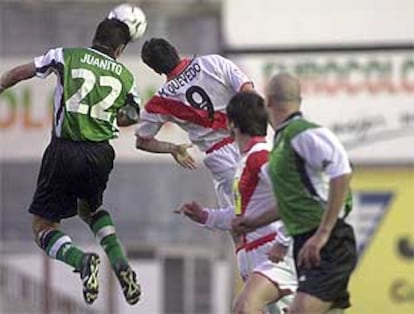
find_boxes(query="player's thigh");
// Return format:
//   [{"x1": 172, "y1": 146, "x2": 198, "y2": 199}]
[
  {"x1": 293, "y1": 221, "x2": 357, "y2": 310},
  {"x1": 234, "y1": 272, "x2": 281, "y2": 312},
  {"x1": 28, "y1": 139, "x2": 78, "y2": 222},
  {"x1": 289, "y1": 291, "x2": 332, "y2": 314},
  {"x1": 80, "y1": 142, "x2": 115, "y2": 211},
  {"x1": 325, "y1": 309, "x2": 344, "y2": 314}
]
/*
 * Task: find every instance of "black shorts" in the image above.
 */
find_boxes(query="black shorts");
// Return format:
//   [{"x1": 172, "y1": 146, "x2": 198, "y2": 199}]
[
  {"x1": 29, "y1": 137, "x2": 115, "y2": 222},
  {"x1": 293, "y1": 219, "x2": 357, "y2": 309}
]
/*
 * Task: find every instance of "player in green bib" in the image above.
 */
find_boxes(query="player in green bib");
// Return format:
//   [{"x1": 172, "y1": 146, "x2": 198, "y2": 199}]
[
  {"x1": 267, "y1": 74, "x2": 357, "y2": 313},
  {"x1": 0, "y1": 19, "x2": 141, "y2": 305},
  {"x1": 232, "y1": 74, "x2": 357, "y2": 313}
]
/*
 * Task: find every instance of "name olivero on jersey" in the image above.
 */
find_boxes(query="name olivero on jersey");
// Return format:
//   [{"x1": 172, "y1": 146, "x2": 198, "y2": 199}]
[
  {"x1": 159, "y1": 62, "x2": 201, "y2": 97},
  {"x1": 80, "y1": 53, "x2": 123, "y2": 75}
]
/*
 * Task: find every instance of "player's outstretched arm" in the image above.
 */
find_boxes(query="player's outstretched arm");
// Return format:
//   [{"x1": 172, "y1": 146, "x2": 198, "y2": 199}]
[
  {"x1": 174, "y1": 201, "x2": 235, "y2": 230},
  {"x1": 174, "y1": 201, "x2": 208, "y2": 224},
  {"x1": 136, "y1": 136, "x2": 197, "y2": 169},
  {"x1": 0, "y1": 62, "x2": 36, "y2": 94}
]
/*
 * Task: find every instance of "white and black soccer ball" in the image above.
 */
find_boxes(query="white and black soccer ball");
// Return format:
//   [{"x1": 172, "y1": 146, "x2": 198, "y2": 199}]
[{"x1": 108, "y1": 3, "x2": 147, "y2": 41}]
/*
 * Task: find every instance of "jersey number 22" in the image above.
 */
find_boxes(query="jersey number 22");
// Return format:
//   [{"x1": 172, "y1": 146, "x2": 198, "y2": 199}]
[{"x1": 66, "y1": 68, "x2": 122, "y2": 123}]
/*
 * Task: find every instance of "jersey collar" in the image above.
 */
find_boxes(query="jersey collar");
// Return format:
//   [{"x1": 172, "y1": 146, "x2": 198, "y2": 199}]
[
  {"x1": 242, "y1": 136, "x2": 267, "y2": 154},
  {"x1": 274, "y1": 111, "x2": 303, "y2": 132},
  {"x1": 89, "y1": 46, "x2": 115, "y2": 60},
  {"x1": 167, "y1": 58, "x2": 192, "y2": 81}
]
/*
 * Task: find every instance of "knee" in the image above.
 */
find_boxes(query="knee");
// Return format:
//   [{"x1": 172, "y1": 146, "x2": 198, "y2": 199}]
[
  {"x1": 78, "y1": 208, "x2": 92, "y2": 224},
  {"x1": 31, "y1": 216, "x2": 58, "y2": 242},
  {"x1": 78, "y1": 201, "x2": 98, "y2": 224}
]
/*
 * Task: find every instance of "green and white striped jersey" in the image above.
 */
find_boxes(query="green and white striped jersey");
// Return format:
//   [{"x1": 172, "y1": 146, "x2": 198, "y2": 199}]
[
  {"x1": 268, "y1": 113, "x2": 353, "y2": 236},
  {"x1": 34, "y1": 47, "x2": 140, "y2": 141}
]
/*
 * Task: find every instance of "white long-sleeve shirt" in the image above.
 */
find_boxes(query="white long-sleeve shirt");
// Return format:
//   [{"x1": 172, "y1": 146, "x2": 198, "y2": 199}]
[{"x1": 202, "y1": 137, "x2": 291, "y2": 249}]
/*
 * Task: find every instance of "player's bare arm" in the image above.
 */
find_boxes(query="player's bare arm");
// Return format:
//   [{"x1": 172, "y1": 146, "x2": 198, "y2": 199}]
[
  {"x1": 136, "y1": 136, "x2": 197, "y2": 169},
  {"x1": 231, "y1": 205, "x2": 279, "y2": 234},
  {"x1": 298, "y1": 173, "x2": 351, "y2": 268},
  {"x1": 0, "y1": 62, "x2": 36, "y2": 93}
]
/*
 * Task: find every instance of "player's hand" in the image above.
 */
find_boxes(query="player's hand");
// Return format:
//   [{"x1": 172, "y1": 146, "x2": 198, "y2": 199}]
[
  {"x1": 231, "y1": 216, "x2": 256, "y2": 235},
  {"x1": 174, "y1": 201, "x2": 208, "y2": 224},
  {"x1": 297, "y1": 230, "x2": 330, "y2": 268},
  {"x1": 267, "y1": 242, "x2": 288, "y2": 263},
  {"x1": 171, "y1": 144, "x2": 197, "y2": 170}
]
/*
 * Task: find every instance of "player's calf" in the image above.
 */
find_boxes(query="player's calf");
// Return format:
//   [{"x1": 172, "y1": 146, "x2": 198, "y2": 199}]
[
  {"x1": 32, "y1": 215, "x2": 100, "y2": 304},
  {"x1": 89, "y1": 209, "x2": 141, "y2": 304},
  {"x1": 33, "y1": 216, "x2": 85, "y2": 271}
]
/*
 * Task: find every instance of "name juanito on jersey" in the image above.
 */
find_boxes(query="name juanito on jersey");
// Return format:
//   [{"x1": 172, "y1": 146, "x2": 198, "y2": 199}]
[
  {"x1": 80, "y1": 53, "x2": 123, "y2": 75},
  {"x1": 159, "y1": 62, "x2": 201, "y2": 97}
]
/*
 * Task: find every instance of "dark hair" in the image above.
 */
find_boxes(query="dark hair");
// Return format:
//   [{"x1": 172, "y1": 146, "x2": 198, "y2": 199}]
[
  {"x1": 226, "y1": 92, "x2": 268, "y2": 136},
  {"x1": 92, "y1": 19, "x2": 131, "y2": 52},
  {"x1": 141, "y1": 38, "x2": 180, "y2": 74}
]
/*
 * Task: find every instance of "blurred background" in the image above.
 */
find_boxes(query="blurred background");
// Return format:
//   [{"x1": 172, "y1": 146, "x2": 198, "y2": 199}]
[{"x1": 1, "y1": 0, "x2": 414, "y2": 313}]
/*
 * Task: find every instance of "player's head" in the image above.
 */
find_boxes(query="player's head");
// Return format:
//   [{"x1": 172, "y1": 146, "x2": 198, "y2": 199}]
[
  {"x1": 226, "y1": 92, "x2": 268, "y2": 137},
  {"x1": 265, "y1": 73, "x2": 302, "y2": 110},
  {"x1": 141, "y1": 38, "x2": 180, "y2": 75},
  {"x1": 265, "y1": 73, "x2": 302, "y2": 128},
  {"x1": 92, "y1": 19, "x2": 131, "y2": 59}
]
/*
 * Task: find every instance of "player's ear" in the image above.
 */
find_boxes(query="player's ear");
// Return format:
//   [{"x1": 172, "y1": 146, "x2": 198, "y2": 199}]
[
  {"x1": 114, "y1": 44, "x2": 126, "y2": 59},
  {"x1": 227, "y1": 120, "x2": 237, "y2": 138}
]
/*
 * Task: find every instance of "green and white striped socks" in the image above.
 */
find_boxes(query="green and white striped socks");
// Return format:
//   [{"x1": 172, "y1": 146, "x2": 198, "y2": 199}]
[
  {"x1": 38, "y1": 229, "x2": 85, "y2": 270},
  {"x1": 89, "y1": 210, "x2": 128, "y2": 267}
]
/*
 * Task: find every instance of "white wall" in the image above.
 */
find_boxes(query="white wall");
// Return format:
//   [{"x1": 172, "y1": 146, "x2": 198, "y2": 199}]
[
  {"x1": 223, "y1": 0, "x2": 414, "y2": 164},
  {"x1": 224, "y1": 0, "x2": 414, "y2": 47}
]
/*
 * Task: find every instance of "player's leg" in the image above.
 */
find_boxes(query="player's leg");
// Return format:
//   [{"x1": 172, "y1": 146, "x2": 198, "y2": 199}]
[
  {"x1": 78, "y1": 142, "x2": 141, "y2": 305},
  {"x1": 233, "y1": 272, "x2": 290, "y2": 314},
  {"x1": 79, "y1": 200, "x2": 141, "y2": 305},
  {"x1": 32, "y1": 215, "x2": 100, "y2": 304},
  {"x1": 325, "y1": 309, "x2": 344, "y2": 314},
  {"x1": 291, "y1": 220, "x2": 357, "y2": 314},
  {"x1": 288, "y1": 292, "x2": 331, "y2": 314},
  {"x1": 29, "y1": 139, "x2": 100, "y2": 304}
]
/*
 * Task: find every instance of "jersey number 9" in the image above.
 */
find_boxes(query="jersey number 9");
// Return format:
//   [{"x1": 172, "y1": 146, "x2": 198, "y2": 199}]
[{"x1": 185, "y1": 86, "x2": 215, "y2": 121}]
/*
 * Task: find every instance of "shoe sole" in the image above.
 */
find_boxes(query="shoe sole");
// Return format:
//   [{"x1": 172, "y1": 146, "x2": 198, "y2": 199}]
[
  {"x1": 83, "y1": 255, "x2": 100, "y2": 305},
  {"x1": 118, "y1": 268, "x2": 141, "y2": 305}
]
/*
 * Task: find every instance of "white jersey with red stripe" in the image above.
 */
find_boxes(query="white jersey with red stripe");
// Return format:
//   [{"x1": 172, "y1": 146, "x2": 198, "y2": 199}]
[
  {"x1": 202, "y1": 138, "x2": 297, "y2": 300},
  {"x1": 204, "y1": 138, "x2": 289, "y2": 246},
  {"x1": 135, "y1": 54, "x2": 251, "y2": 152}
]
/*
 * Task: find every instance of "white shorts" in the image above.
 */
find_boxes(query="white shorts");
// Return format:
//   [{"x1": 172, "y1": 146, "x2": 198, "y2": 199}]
[
  {"x1": 236, "y1": 240, "x2": 297, "y2": 292},
  {"x1": 203, "y1": 141, "x2": 240, "y2": 207},
  {"x1": 237, "y1": 239, "x2": 297, "y2": 313}
]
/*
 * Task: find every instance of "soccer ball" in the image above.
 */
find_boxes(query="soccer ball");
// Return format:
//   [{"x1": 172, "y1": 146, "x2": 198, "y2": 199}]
[{"x1": 108, "y1": 3, "x2": 147, "y2": 41}]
